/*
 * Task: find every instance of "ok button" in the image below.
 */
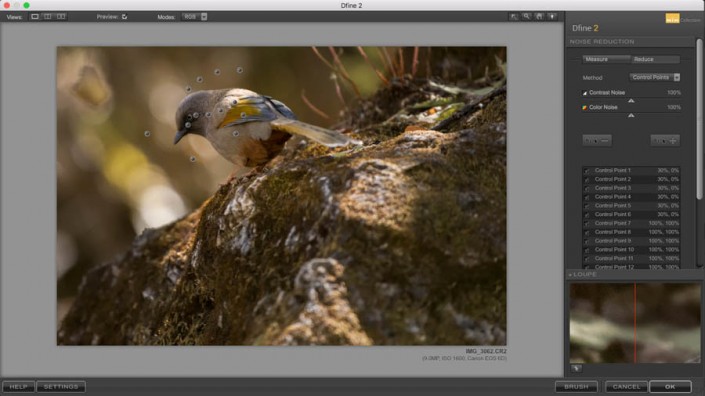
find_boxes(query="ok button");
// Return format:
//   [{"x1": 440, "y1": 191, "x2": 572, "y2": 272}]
[{"x1": 649, "y1": 380, "x2": 691, "y2": 393}]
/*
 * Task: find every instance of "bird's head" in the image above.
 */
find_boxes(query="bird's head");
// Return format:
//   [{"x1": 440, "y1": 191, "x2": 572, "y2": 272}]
[{"x1": 174, "y1": 91, "x2": 213, "y2": 144}]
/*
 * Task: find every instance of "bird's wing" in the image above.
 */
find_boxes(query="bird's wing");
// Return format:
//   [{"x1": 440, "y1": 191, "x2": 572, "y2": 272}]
[
  {"x1": 270, "y1": 118, "x2": 361, "y2": 147},
  {"x1": 218, "y1": 95, "x2": 298, "y2": 129},
  {"x1": 218, "y1": 96, "x2": 278, "y2": 128},
  {"x1": 218, "y1": 94, "x2": 359, "y2": 147},
  {"x1": 264, "y1": 96, "x2": 298, "y2": 120}
]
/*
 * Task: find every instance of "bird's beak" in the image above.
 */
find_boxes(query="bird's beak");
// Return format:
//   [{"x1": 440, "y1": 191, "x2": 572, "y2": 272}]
[{"x1": 173, "y1": 129, "x2": 188, "y2": 145}]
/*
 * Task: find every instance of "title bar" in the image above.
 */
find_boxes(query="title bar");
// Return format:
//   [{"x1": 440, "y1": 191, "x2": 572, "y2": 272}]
[{"x1": 2, "y1": 0, "x2": 703, "y2": 11}]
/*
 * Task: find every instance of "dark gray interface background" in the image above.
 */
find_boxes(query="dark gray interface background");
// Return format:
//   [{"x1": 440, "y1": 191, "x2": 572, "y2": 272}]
[{"x1": 0, "y1": 22, "x2": 563, "y2": 377}]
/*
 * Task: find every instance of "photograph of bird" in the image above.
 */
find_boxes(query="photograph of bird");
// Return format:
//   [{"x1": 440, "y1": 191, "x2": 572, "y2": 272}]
[
  {"x1": 57, "y1": 47, "x2": 508, "y2": 347},
  {"x1": 174, "y1": 88, "x2": 360, "y2": 169}
]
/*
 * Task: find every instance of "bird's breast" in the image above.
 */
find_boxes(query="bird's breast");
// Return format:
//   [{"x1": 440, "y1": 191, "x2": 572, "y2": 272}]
[{"x1": 206, "y1": 121, "x2": 273, "y2": 166}]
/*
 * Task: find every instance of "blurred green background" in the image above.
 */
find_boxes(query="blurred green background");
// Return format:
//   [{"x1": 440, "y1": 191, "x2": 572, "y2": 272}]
[{"x1": 56, "y1": 46, "x2": 505, "y2": 324}]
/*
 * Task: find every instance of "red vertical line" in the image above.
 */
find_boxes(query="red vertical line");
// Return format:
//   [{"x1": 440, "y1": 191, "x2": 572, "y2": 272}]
[{"x1": 633, "y1": 283, "x2": 637, "y2": 363}]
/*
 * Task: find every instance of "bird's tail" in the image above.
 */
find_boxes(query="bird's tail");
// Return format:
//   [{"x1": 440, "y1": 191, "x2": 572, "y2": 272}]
[{"x1": 270, "y1": 118, "x2": 361, "y2": 147}]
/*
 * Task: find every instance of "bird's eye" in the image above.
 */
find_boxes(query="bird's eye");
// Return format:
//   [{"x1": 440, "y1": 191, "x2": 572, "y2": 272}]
[
  {"x1": 232, "y1": 99, "x2": 238, "y2": 105},
  {"x1": 185, "y1": 122, "x2": 192, "y2": 128}
]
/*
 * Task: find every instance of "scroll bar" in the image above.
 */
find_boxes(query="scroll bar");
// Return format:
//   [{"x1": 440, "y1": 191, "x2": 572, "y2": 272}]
[
  {"x1": 697, "y1": 38, "x2": 703, "y2": 267},
  {"x1": 698, "y1": 38, "x2": 703, "y2": 200}
]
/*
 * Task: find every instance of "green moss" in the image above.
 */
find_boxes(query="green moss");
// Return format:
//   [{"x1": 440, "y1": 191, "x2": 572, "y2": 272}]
[{"x1": 468, "y1": 95, "x2": 507, "y2": 128}]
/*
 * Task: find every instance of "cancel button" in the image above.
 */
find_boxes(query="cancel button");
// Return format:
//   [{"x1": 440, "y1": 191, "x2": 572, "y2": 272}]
[{"x1": 605, "y1": 381, "x2": 648, "y2": 393}]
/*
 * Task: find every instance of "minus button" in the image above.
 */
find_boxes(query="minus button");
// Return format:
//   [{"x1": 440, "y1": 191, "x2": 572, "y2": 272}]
[{"x1": 582, "y1": 134, "x2": 612, "y2": 147}]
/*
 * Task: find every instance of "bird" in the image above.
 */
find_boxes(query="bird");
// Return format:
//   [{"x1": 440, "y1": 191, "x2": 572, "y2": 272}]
[{"x1": 173, "y1": 88, "x2": 360, "y2": 169}]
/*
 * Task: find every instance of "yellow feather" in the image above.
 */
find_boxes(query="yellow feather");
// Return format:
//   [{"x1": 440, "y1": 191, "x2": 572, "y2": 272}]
[{"x1": 217, "y1": 99, "x2": 265, "y2": 129}]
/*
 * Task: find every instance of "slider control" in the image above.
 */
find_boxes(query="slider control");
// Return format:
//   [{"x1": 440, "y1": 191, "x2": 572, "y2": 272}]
[
  {"x1": 697, "y1": 39, "x2": 703, "y2": 267},
  {"x1": 697, "y1": 39, "x2": 703, "y2": 200}
]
